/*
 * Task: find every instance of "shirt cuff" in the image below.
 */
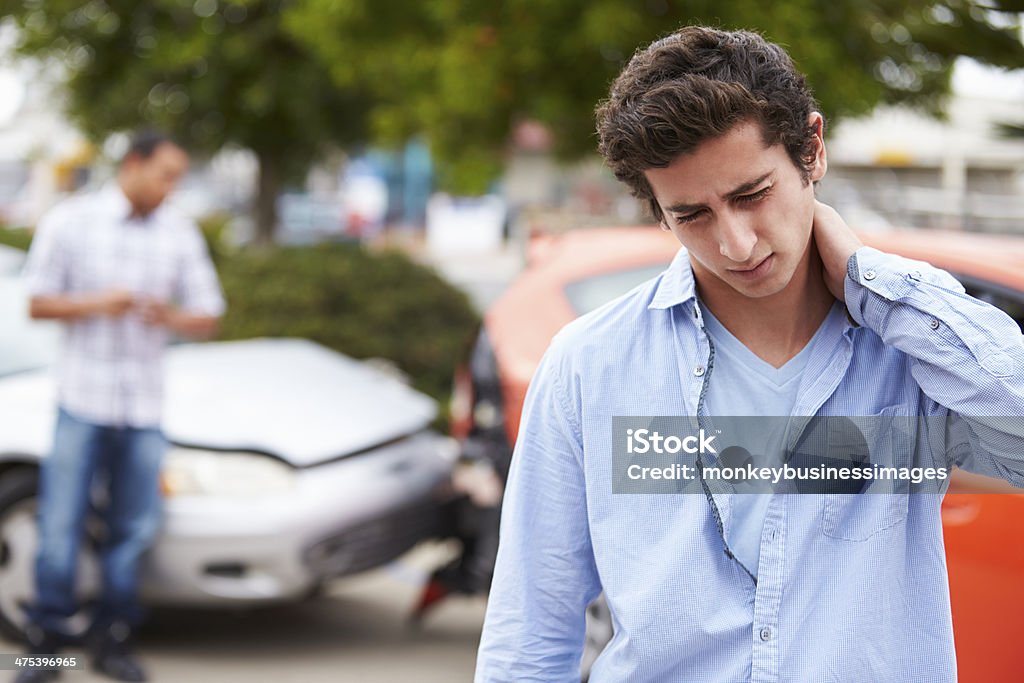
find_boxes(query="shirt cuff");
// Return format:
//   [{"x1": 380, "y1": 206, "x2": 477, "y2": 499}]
[{"x1": 843, "y1": 246, "x2": 962, "y2": 330}]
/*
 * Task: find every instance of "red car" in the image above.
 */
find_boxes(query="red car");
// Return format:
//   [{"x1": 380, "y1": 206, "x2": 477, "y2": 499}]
[{"x1": 451, "y1": 226, "x2": 1024, "y2": 682}]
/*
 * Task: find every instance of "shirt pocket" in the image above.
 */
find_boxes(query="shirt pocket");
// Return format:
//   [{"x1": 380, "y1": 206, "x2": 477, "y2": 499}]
[
  {"x1": 820, "y1": 407, "x2": 911, "y2": 542},
  {"x1": 821, "y1": 492, "x2": 908, "y2": 541}
]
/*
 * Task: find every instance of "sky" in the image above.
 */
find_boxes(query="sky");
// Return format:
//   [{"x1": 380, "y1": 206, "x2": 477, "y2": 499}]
[{"x1": 952, "y1": 57, "x2": 1024, "y2": 99}]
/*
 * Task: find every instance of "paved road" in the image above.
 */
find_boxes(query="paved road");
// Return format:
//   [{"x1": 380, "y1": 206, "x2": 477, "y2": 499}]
[{"x1": 4, "y1": 543, "x2": 486, "y2": 683}]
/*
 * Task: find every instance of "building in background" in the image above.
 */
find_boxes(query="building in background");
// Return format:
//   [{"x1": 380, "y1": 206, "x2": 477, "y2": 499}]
[{"x1": 824, "y1": 59, "x2": 1024, "y2": 234}]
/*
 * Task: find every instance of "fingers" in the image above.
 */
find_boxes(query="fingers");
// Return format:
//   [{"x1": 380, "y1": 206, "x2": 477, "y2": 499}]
[
  {"x1": 136, "y1": 298, "x2": 170, "y2": 325},
  {"x1": 103, "y1": 290, "x2": 136, "y2": 316},
  {"x1": 809, "y1": 201, "x2": 862, "y2": 303}
]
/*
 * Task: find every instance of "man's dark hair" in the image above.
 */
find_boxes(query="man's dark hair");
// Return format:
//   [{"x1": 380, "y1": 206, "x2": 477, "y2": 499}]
[
  {"x1": 121, "y1": 129, "x2": 179, "y2": 164},
  {"x1": 595, "y1": 26, "x2": 820, "y2": 222}
]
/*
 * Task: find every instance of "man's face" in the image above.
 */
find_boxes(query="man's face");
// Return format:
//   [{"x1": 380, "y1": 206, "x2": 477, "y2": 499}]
[
  {"x1": 123, "y1": 143, "x2": 189, "y2": 215},
  {"x1": 644, "y1": 118, "x2": 825, "y2": 301}
]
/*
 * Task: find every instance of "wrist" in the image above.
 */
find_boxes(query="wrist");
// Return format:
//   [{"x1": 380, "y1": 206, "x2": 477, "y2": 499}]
[
  {"x1": 77, "y1": 294, "x2": 109, "y2": 318},
  {"x1": 164, "y1": 306, "x2": 183, "y2": 331}
]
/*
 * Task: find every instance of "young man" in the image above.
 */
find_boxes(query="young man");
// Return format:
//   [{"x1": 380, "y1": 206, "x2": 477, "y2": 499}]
[
  {"x1": 475, "y1": 27, "x2": 1024, "y2": 682},
  {"x1": 16, "y1": 131, "x2": 225, "y2": 683}
]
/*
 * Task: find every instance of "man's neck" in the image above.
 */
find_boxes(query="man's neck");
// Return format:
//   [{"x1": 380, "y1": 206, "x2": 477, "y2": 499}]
[
  {"x1": 696, "y1": 244, "x2": 836, "y2": 369},
  {"x1": 116, "y1": 176, "x2": 150, "y2": 219}
]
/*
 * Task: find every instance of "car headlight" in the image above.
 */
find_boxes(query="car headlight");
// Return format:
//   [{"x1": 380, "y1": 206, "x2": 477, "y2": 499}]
[{"x1": 161, "y1": 447, "x2": 296, "y2": 498}]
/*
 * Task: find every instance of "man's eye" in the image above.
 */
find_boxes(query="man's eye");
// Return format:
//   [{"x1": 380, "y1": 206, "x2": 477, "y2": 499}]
[
  {"x1": 737, "y1": 186, "x2": 772, "y2": 204},
  {"x1": 674, "y1": 210, "x2": 705, "y2": 225}
]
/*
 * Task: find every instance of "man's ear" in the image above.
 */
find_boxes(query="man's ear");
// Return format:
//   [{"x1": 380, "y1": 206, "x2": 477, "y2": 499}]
[{"x1": 808, "y1": 111, "x2": 827, "y2": 183}]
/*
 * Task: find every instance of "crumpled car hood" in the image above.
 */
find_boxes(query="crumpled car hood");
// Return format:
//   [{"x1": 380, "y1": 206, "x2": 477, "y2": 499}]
[{"x1": 0, "y1": 338, "x2": 437, "y2": 467}]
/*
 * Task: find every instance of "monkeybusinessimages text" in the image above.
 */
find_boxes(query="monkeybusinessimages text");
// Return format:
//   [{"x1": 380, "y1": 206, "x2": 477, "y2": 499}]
[{"x1": 624, "y1": 427, "x2": 948, "y2": 486}]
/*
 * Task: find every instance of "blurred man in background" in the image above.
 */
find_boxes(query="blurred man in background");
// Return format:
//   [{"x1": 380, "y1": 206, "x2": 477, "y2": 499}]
[{"x1": 15, "y1": 131, "x2": 225, "y2": 683}]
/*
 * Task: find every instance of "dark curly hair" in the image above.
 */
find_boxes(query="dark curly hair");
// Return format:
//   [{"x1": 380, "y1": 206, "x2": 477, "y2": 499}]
[{"x1": 595, "y1": 26, "x2": 820, "y2": 223}]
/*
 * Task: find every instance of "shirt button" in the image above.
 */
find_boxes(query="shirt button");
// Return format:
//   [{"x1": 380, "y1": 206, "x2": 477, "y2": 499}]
[
  {"x1": 759, "y1": 627, "x2": 772, "y2": 642},
  {"x1": 863, "y1": 269, "x2": 877, "y2": 281},
  {"x1": 694, "y1": 366, "x2": 706, "y2": 377},
  {"x1": 929, "y1": 318, "x2": 940, "y2": 330}
]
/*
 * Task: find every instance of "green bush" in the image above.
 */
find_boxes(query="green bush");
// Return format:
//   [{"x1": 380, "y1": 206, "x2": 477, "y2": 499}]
[
  {"x1": 217, "y1": 242, "x2": 480, "y2": 405},
  {"x1": 0, "y1": 223, "x2": 480, "y2": 415},
  {"x1": 0, "y1": 226, "x2": 34, "y2": 252}
]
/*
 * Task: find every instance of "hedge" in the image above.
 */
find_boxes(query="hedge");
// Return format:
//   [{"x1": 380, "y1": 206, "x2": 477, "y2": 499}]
[
  {"x1": 0, "y1": 224, "x2": 480, "y2": 415},
  {"x1": 0, "y1": 226, "x2": 33, "y2": 252}
]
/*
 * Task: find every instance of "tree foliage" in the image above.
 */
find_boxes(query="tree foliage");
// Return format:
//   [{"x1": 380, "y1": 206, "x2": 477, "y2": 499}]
[
  {"x1": 2, "y1": 0, "x2": 1022, "y2": 201},
  {"x1": 289, "y1": 0, "x2": 1024, "y2": 194},
  {"x1": 0, "y1": 0, "x2": 371, "y2": 242}
]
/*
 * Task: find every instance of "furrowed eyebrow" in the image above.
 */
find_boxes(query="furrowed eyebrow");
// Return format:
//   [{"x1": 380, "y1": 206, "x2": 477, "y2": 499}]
[{"x1": 665, "y1": 171, "x2": 774, "y2": 214}]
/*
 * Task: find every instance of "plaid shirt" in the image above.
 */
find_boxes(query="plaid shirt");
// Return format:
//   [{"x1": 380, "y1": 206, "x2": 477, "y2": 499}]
[{"x1": 23, "y1": 183, "x2": 225, "y2": 427}]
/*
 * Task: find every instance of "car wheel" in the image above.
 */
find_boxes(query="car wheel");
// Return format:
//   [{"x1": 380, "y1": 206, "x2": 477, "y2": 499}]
[
  {"x1": 0, "y1": 468, "x2": 102, "y2": 643},
  {"x1": 581, "y1": 594, "x2": 613, "y2": 681},
  {"x1": 0, "y1": 469, "x2": 40, "y2": 642}
]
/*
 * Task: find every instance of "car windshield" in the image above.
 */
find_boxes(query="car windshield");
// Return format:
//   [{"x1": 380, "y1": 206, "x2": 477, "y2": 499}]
[
  {"x1": 564, "y1": 264, "x2": 668, "y2": 316},
  {"x1": 0, "y1": 276, "x2": 60, "y2": 377}
]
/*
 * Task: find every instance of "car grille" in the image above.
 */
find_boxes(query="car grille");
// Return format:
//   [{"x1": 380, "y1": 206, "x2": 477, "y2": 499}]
[{"x1": 304, "y1": 500, "x2": 452, "y2": 579}]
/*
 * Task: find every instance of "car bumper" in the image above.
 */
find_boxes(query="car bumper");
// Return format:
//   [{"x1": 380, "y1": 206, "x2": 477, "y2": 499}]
[{"x1": 140, "y1": 430, "x2": 459, "y2": 606}]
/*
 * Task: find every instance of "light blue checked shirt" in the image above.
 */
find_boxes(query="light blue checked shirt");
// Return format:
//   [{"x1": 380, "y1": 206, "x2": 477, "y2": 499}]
[
  {"x1": 475, "y1": 246, "x2": 1024, "y2": 683},
  {"x1": 23, "y1": 183, "x2": 225, "y2": 427}
]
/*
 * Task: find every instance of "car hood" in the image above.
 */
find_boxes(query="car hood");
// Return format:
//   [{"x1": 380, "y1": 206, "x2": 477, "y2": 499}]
[{"x1": 0, "y1": 338, "x2": 438, "y2": 467}]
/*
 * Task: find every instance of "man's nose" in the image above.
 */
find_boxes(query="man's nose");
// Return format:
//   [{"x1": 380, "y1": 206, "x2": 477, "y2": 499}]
[{"x1": 717, "y1": 211, "x2": 757, "y2": 262}]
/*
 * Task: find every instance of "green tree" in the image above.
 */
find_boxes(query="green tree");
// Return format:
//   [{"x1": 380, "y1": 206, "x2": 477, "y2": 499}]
[
  {"x1": 4, "y1": 1, "x2": 1022, "y2": 204},
  {"x1": 0, "y1": 0, "x2": 371, "y2": 243},
  {"x1": 288, "y1": 0, "x2": 1024, "y2": 194}
]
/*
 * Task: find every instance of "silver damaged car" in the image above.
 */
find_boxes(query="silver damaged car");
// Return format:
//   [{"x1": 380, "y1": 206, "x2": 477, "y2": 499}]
[{"x1": 0, "y1": 259, "x2": 459, "y2": 641}]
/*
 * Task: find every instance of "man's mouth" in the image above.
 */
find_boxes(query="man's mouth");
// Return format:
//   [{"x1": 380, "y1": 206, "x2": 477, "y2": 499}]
[{"x1": 728, "y1": 253, "x2": 774, "y2": 279}]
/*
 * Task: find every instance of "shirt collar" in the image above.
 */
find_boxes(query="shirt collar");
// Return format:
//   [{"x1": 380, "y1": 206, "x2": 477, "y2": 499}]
[
  {"x1": 648, "y1": 246, "x2": 698, "y2": 310},
  {"x1": 100, "y1": 181, "x2": 157, "y2": 224},
  {"x1": 647, "y1": 247, "x2": 859, "y2": 338},
  {"x1": 99, "y1": 181, "x2": 133, "y2": 219}
]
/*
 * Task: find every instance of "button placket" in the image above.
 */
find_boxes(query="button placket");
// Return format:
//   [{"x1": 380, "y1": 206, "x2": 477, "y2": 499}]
[{"x1": 751, "y1": 497, "x2": 786, "y2": 682}]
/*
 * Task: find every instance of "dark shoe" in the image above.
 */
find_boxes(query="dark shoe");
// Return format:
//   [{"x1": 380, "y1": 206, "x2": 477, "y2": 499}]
[
  {"x1": 12, "y1": 669, "x2": 60, "y2": 683},
  {"x1": 12, "y1": 626, "x2": 62, "y2": 683},
  {"x1": 89, "y1": 621, "x2": 147, "y2": 682}
]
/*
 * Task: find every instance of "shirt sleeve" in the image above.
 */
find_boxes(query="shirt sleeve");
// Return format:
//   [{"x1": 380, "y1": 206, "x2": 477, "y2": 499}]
[
  {"x1": 475, "y1": 339, "x2": 601, "y2": 682},
  {"x1": 844, "y1": 246, "x2": 1024, "y2": 487},
  {"x1": 22, "y1": 207, "x2": 70, "y2": 297},
  {"x1": 175, "y1": 223, "x2": 226, "y2": 317}
]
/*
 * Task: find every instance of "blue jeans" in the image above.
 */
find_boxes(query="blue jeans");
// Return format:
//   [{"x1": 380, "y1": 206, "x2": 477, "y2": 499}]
[{"x1": 27, "y1": 408, "x2": 165, "y2": 636}]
